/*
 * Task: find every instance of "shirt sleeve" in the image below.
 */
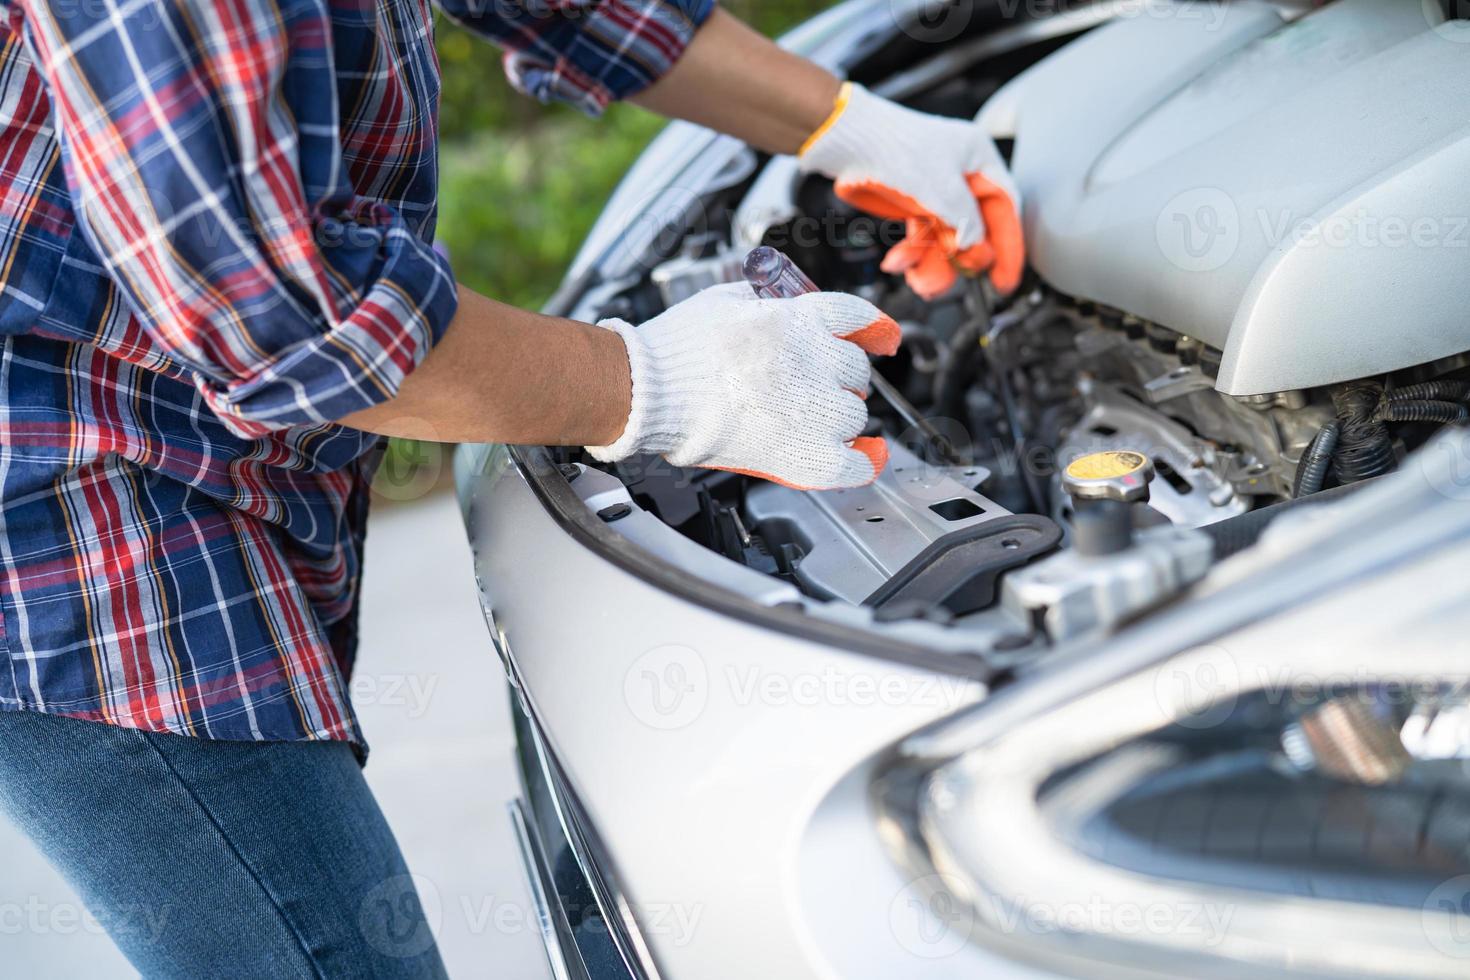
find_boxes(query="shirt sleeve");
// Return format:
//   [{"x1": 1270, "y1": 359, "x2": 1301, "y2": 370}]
[
  {"x1": 437, "y1": 0, "x2": 717, "y2": 115},
  {"x1": 14, "y1": 0, "x2": 459, "y2": 440}
]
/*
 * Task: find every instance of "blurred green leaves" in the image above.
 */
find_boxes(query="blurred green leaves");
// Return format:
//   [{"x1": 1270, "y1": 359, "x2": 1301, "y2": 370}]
[
  {"x1": 435, "y1": 102, "x2": 664, "y2": 310},
  {"x1": 432, "y1": 0, "x2": 830, "y2": 310}
]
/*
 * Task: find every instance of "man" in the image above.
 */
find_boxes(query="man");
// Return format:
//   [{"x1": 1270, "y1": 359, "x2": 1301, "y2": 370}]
[{"x1": 0, "y1": 0, "x2": 1019, "y2": 973}]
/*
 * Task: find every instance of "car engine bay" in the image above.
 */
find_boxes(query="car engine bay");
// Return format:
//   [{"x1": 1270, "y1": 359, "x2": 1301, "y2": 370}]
[{"x1": 548, "y1": 0, "x2": 1470, "y2": 654}]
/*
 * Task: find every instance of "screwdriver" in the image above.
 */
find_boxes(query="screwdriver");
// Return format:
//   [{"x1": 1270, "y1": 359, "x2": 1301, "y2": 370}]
[{"x1": 742, "y1": 246, "x2": 960, "y2": 465}]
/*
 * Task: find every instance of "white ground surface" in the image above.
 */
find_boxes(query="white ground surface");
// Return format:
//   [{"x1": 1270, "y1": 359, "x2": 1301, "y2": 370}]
[{"x1": 0, "y1": 489, "x2": 548, "y2": 979}]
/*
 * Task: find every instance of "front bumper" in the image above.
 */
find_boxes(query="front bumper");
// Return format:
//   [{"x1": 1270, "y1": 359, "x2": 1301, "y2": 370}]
[{"x1": 456, "y1": 442, "x2": 992, "y2": 978}]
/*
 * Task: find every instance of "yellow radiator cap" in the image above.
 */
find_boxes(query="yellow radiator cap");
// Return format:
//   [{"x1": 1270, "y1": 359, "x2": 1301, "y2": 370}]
[
  {"x1": 1062, "y1": 450, "x2": 1154, "y2": 502},
  {"x1": 1066, "y1": 451, "x2": 1148, "y2": 481}
]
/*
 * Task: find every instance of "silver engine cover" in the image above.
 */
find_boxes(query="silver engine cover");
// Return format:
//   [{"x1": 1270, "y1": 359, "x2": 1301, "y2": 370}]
[{"x1": 987, "y1": 0, "x2": 1470, "y2": 395}]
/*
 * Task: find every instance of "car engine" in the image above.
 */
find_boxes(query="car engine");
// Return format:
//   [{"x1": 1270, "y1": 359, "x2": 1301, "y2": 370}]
[{"x1": 556, "y1": 0, "x2": 1470, "y2": 650}]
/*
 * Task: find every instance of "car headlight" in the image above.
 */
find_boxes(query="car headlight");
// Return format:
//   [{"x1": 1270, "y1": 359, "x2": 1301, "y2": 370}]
[{"x1": 878, "y1": 431, "x2": 1470, "y2": 977}]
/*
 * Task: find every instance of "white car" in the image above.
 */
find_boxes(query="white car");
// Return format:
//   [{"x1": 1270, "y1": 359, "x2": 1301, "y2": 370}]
[{"x1": 456, "y1": 1, "x2": 1470, "y2": 976}]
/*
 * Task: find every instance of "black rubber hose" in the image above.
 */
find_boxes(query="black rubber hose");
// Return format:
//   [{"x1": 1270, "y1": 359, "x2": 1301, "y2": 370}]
[
  {"x1": 1291, "y1": 420, "x2": 1339, "y2": 498},
  {"x1": 1203, "y1": 477, "x2": 1379, "y2": 561},
  {"x1": 1377, "y1": 398, "x2": 1469, "y2": 424},
  {"x1": 1386, "y1": 380, "x2": 1470, "y2": 403},
  {"x1": 932, "y1": 307, "x2": 990, "y2": 422},
  {"x1": 1331, "y1": 382, "x2": 1395, "y2": 483}
]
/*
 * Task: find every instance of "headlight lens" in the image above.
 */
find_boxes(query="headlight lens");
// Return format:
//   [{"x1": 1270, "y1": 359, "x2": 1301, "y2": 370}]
[{"x1": 893, "y1": 435, "x2": 1470, "y2": 977}]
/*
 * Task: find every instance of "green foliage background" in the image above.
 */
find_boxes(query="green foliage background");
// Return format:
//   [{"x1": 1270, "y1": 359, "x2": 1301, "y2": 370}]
[{"x1": 432, "y1": 0, "x2": 831, "y2": 309}]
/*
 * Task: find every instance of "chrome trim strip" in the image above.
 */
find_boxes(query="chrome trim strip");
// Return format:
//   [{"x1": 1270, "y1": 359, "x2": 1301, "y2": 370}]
[
  {"x1": 508, "y1": 799, "x2": 575, "y2": 980},
  {"x1": 523, "y1": 717, "x2": 662, "y2": 980},
  {"x1": 486, "y1": 602, "x2": 663, "y2": 980}
]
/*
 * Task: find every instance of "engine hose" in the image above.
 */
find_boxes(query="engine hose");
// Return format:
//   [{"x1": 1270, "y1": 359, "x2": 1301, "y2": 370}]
[
  {"x1": 1331, "y1": 382, "x2": 1396, "y2": 484},
  {"x1": 1204, "y1": 477, "x2": 1379, "y2": 561},
  {"x1": 1291, "y1": 420, "x2": 1339, "y2": 498},
  {"x1": 932, "y1": 289, "x2": 999, "y2": 424},
  {"x1": 1386, "y1": 380, "x2": 1470, "y2": 403},
  {"x1": 1377, "y1": 398, "x2": 1469, "y2": 424},
  {"x1": 932, "y1": 313, "x2": 987, "y2": 422}
]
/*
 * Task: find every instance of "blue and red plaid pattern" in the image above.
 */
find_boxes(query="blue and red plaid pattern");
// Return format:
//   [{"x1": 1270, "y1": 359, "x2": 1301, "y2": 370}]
[{"x1": 0, "y1": 0, "x2": 712, "y2": 746}]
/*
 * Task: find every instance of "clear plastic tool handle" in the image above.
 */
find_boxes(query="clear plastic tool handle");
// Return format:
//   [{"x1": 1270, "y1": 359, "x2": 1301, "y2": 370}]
[{"x1": 743, "y1": 246, "x2": 818, "y2": 299}]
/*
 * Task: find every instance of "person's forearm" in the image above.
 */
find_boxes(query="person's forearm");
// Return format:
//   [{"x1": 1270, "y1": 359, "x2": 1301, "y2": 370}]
[
  {"x1": 338, "y1": 285, "x2": 631, "y2": 446},
  {"x1": 631, "y1": 8, "x2": 840, "y2": 156}
]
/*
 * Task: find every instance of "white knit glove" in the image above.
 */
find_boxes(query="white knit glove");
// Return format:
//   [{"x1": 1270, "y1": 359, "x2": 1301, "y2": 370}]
[
  {"x1": 586, "y1": 282, "x2": 901, "y2": 490},
  {"x1": 797, "y1": 82, "x2": 1023, "y2": 300}
]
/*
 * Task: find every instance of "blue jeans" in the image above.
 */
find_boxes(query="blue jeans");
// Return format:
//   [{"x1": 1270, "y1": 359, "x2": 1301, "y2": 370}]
[{"x1": 0, "y1": 710, "x2": 447, "y2": 978}]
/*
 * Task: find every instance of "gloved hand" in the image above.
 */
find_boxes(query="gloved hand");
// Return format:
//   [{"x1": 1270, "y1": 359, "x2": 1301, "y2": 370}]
[
  {"x1": 586, "y1": 282, "x2": 900, "y2": 490},
  {"x1": 798, "y1": 82, "x2": 1023, "y2": 301}
]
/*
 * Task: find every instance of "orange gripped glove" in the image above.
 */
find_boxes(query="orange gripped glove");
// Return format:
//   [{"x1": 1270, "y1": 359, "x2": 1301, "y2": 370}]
[{"x1": 798, "y1": 82, "x2": 1024, "y2": 301}]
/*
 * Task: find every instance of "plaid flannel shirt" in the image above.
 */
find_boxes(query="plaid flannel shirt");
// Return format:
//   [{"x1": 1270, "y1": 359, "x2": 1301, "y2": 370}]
[{"x1": 0, "y1": 0, "x2": 713, "y2": 747}]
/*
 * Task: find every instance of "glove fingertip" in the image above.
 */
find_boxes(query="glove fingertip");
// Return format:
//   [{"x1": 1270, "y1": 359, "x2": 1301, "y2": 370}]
[
  {"x1": 967, "y1": 171, "x2": 1026, "y2": 294},
  {"x1": 850, "y1": 436, "x2": 888, "y2": 483},
  {"x1": 906, "y1": 248, "x2": 958, "y2": 301},
  {"x1": 841, "y1": 314, "x2": 901, "y2": 357},
  {"x1": 880, "y1": 240, "x2": 922, "y2": 275},
  {"x1": 834, "y1": 178, "x2": 924, "y2": 223},
  {"x1": 954, "y1": 241, "x2": 995, "y2": 274}
]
